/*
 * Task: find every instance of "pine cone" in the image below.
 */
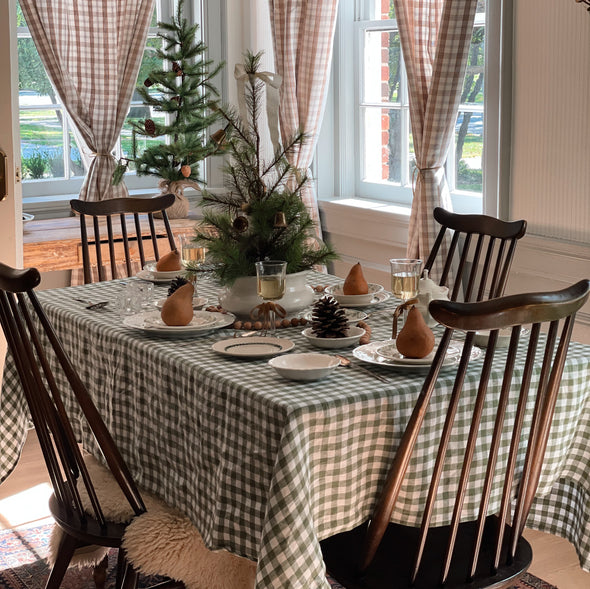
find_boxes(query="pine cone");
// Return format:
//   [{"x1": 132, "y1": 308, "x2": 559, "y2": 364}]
[
  {"x1": 144, "y1": 119, "x2": 156, "y2": 135},
  {"x1": 167, "y1": 276, "x2": 189, "y2": 297},
  {"x1": 311, "y1": 295, "x2": 349, "y2": 338}
]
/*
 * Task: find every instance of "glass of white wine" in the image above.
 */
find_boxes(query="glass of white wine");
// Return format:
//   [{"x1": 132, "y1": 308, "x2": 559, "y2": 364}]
[
  {"x1": 390, "y1": 258, "x2": 423, "y2": 327},
  {"x1": 255, "y1": 260, "x2": 287, "y2": 335},
  {"x1": 179, "y1": 234, "x2": 208, "y2": 299}
]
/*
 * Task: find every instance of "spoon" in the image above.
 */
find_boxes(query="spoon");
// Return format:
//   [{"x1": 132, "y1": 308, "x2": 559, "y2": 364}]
[{"x1": 334, "y1": 354, "x2": 388, "y2": 383}]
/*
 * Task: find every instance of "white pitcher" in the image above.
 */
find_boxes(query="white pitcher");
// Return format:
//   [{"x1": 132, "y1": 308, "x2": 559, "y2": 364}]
[{"x1": 416, "y1": 270, "x2": 450, "y2": 327}]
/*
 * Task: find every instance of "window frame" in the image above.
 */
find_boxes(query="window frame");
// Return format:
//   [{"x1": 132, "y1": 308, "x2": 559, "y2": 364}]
[
  {"x1": 326, "y1": 0, "x2": 504, "y2": 216},
  {"x1": 19, "y1": 0, "x2": 227, "y2": 218}
]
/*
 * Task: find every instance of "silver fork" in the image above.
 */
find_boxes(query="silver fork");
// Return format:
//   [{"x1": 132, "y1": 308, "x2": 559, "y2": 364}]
[{"x1": 74, "y1": 299, "x2": 109, "y2": 310}]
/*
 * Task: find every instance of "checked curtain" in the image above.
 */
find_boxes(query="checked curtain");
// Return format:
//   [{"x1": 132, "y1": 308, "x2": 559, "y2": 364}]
[
  {"x1": 393, "y1": 0, "x2": 478, "y2": 280},
  {"x1": 269, "y1": 0, "x2": 340, "y2": 238},
  {"x1": 19, "y1": 0, "x2": 154, "y2": 202}
]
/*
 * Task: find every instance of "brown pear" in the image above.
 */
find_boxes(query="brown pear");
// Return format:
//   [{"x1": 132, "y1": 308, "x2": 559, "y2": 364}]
[
  {"x1": 156, "y1": 249, "x2": 181, "y2": 271},
  {"x1": 161, "y1": 283, "x2": 194, "y2": 326},
  {"x1": 396, "y1": 305, "x2": 435, "y2": 359},
  {"x1": 342, "y1": 262, "x2": 369, "y2": 295}
]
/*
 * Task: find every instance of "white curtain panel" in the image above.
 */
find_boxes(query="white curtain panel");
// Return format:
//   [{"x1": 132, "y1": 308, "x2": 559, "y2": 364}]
[
  {"x1": 268, "y1": 0, "x2": 340, "y2": 239},
  {"x1": 20, "y1": 0, "x2": 154, "y2": 201},
  {"x1": 393, "y1": 0, "x2": 477, "y2": 280}
]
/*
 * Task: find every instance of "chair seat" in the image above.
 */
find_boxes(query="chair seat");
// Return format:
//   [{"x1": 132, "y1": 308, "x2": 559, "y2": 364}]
[
  {"x1": 321, "y1": 517, "x2": 532, "y2": 589},
  {"x1": 48, "y1": 455, "x2": 257, "y2": 589}
]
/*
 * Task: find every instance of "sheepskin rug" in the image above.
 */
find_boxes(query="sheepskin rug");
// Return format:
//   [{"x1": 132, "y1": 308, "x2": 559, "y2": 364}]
[{"x1": 48, "y1": 455, "x2": 256, "y2": 589}]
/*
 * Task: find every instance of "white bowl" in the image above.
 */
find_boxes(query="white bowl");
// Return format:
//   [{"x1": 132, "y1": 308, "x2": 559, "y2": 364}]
[
  {"x1": 473, "y1": 328, "x2": 528, "y2": 348},
  {"x1": 143, "y1": 262, "x2": 183, "y2": 280},
  {"x1": 268, "y1": 352, "x2": 340, "y2": 381},
  {"x1": 301, "y1": 326, "x2": 366, "y2": 349},
  {"x1": 325, "y1": 283, "x2": 384, "y2": 306}
]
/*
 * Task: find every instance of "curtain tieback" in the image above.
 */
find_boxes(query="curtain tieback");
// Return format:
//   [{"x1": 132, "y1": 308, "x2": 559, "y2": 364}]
[
  {"x1": 411, "y1": 165, "x2": 444, "y2": 197},
  {"x1": 90, "y1": 152, "x2": 113, "y2": 158}
]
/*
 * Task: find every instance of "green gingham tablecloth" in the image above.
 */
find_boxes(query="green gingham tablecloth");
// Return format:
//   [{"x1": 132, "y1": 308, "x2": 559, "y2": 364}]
[{"x1": 1, "y1": 273, "x2": 590, "y2": 588}]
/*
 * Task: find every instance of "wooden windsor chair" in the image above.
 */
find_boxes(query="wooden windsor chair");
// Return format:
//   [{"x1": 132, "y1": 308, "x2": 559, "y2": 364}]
[
  {"x1": 70, "y1": 194, "x2": 177, "y2": 284},
  {"x1": 322, "y1": 278, "x2": 590, "y2": 589},
  {"x1": 423, "y1": 207, "x2": 527, "y2": 301},
  {"x1": 0, "y1": 262, "x2": 185, "y2": 589}
]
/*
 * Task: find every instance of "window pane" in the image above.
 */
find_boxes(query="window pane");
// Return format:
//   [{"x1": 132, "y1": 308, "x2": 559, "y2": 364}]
[
  {"x1": 367, "y1": 1, "x2": 396, "y2": 19},
  {"x1": 18, "y1": 38, "x2": 54, "y2": 107},
  {"x1": 454, "y1": 110, "x2": 483, "y2": 193},
  {"x1": 21, "y1": 109, "x2": 63, "y2": 179},
  {"x1": 461, "y1": 26, "x2": 485, "y2": 106},
  {"x1": 364, "y1": 30, "x2": 401, "y2": 103},
  {"x1": 363, "y1": 107, "x2": 403, "y2": 184},
  {"x1": 476, "y1": 0, "x2": 486, "y2": 14}
]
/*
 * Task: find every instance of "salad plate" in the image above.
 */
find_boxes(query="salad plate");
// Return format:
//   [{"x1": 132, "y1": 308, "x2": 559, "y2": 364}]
[
  {"x1": 330, "y1": 290, "x2": 390, "y2": 308},
  {"x1": 212, "y1": 336, "x2": 295, "y2": 358},
  {"x1": 136, "y1": 269, "x2": 177, "y2": 284},
  {"x1": 123, "y1": 310, "x2": 235, "y2": 336}
]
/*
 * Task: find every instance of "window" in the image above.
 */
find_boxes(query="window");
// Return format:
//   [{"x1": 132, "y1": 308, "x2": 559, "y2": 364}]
[
  {"x1": 333, "y1": 0, "x2": 493, "y2": 213},
  {"x1": 16, "y1": 1, "x2": 177, "y2": 200}
]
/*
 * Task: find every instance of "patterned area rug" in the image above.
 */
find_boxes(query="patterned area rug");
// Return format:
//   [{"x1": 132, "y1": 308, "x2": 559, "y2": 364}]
[
  {"x1": 0, "y1": 520, "x2": 165, "y2": 588},
  {"x1": 0, "y1": 521, "x2": 557, "y2": 589}
]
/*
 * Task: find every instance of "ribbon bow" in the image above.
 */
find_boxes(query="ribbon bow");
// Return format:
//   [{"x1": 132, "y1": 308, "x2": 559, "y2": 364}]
[
  {"x1": 234, "y1": 63, "x2": 282, "y2": 154},
  {"x1": 250, "y1": 301, "x2": 287, "y2": 330}
]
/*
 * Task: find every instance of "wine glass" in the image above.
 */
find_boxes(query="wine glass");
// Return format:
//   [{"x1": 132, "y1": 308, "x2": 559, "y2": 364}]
[
  {"x1": 179, "y1": 234, "x2": 208, "y2": 300},
  {"x1": 255, "y1": 260, "x2": 287, "y2": 335},
  {"x1": 389, "y1": 258, "x2": 423, "y2": 330}
]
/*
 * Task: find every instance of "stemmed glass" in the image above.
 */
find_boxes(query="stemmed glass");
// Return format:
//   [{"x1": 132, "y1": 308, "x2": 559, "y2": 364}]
[
  {"x1": 255, "y1": 260, "x2": 287, "y2": 335},
  {"x1": 179, "y1": 234, "x2": 208, "y2": 301},
  {"x1": 389, "y1": 258, "x2": 423, "y2": 330}
]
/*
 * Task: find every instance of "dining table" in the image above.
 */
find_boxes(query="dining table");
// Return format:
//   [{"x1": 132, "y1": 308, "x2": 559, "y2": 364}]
[{"x1": 1, "y1": 271, "x2": 590, "y2": 589}]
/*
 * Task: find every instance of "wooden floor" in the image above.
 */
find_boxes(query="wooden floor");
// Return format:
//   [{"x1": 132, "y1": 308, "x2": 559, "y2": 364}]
[{"x1": 1, "y1": 431, "x2": 589, "y2": 588}]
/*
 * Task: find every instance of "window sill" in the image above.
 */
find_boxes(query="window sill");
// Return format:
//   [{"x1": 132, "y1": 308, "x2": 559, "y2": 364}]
[{"x1": 23, "y1": 188, "x2": 202, "y2": 220}]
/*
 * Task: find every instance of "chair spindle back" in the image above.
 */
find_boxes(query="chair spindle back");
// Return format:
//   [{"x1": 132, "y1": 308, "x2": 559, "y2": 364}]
[
  {"x1": 361, "y1": 279, "x2": 590, "y2": 585},
  {"x1": 423, "y1": 207, "x2": 527, "y2": 301},
  {"x1": 70, "y1": 194, "x2": 176, "y2": 284},
  {"x1": 0, "y1": 264, "x2": 146, "y2": 527}
]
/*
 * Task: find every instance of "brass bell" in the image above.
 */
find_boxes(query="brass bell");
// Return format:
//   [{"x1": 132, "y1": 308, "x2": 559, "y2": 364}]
[
  {"x1": 273, "y1": 212, "x2": 287, "y2": 228},
  {"x1": 210, "y1": 128, "x2": 227, "y2": 148}
]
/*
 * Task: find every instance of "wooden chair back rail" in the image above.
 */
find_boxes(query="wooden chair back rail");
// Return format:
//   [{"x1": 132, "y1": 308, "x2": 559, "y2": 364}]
[
  {"x1": 71, "y1": 194, "x2": 177, "y2": 284},
  {"x1": 424, "y1": 207, "x2": 527, "y2": 302},
  {"x1": 358, "y1": 280, "x2": 589, "y2": 586}
]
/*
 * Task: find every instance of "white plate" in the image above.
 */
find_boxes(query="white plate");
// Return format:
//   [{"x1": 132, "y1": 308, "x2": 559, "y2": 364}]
[
  {"x1": 143, "y1": 262, "x2": 183, "y2": 280},
  {"x1": 269, "y1": 352, "x2": 339, "y2": 381},
  {"x1": 212, "y1": 336, "x2": 295, "y2": 358},
  {"x1": 123, "y1": 310, "x2": 235, "y2": 336},
  {"x1": 22, "y1": 213, "x2": 35, "y2": 223},
  {"x1": 136, "y1": 269, "x2": 178, "y2": 284},
  {"x1": 155, "y1": 296, "x2": 207, "y2": 310},
  {"x1": 301, "y1": 326, "x2": 366, "y2": 349},
  {"x1": 353, "y1": 340, "x2": 482, "y2": 371},
  {"x1": 334, "y1": 290, "x2": 391, "y2": 308},
  {"x1": 303, "y1": 308, "x2": 368, "y2": 322},
  {"x1": 325, "y1": 283, "x2": 385, "y2": 306}
]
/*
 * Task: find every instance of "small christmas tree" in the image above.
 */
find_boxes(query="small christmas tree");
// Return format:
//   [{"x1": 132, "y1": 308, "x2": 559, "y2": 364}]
[
  {"x1": 113, "y1": 0, "x2": 223, "y2": 200},
  {"x1": 194, "y1": 51, "x2": 337, "y2": 285}
]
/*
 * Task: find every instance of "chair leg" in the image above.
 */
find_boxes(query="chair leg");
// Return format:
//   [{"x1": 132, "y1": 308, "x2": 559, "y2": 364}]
[
  {"x1": 93, "y1": 553, "x2": 109, "y2": 589},
  {"x1": 45, "y1": 532, "x2": 78, "y2": 589},
  {"x1": 121, "y1": 562, "x2": 139, "y2": 589},
  {"x1": 116, "y1": 549, "x2": 127, "y2": 589}
]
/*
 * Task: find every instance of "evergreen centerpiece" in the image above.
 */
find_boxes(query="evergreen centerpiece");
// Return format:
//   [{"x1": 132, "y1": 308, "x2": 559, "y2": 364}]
[
  {"x1": 193, "y1": 51, "x2": 337, "y2": 286},
  {"x1": 113, "y1": 0, "x2": 223, "y2": 216}
]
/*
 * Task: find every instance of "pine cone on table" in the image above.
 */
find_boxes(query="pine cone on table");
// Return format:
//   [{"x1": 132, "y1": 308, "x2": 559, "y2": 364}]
[
  {"x1": 167, "y1": 276, "x2": 189, "y2": 297},
  {"x1": 311, "y1": 295, "x2": 349, "y2": 338}
]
